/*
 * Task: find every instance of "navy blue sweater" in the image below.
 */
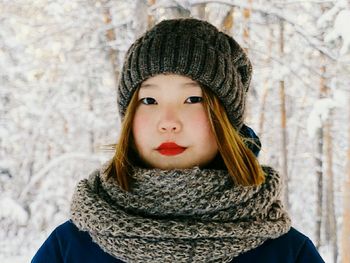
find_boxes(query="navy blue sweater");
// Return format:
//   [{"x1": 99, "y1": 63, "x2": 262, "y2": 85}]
[{"x1": 32, "y1": 220, "x2": 324, "y2": 263}]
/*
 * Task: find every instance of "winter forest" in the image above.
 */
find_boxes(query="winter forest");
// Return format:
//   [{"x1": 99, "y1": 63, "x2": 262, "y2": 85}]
[{"x1": 0, "y1": 0, "x2": 349, "y2": 262}]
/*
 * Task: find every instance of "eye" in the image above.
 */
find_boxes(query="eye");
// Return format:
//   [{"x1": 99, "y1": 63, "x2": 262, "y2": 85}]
[
  {"x1": 185, "y1": 96, "x2": 203, "y2": 104},
  {"x1": 139, "y1": 97, "x2": 157, "y2": 105}
]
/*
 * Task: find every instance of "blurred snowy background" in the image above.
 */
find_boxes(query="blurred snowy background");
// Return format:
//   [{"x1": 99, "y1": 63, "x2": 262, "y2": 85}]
[{"x1": 1, "y1": 0, "x2": 349, "y2": 262}]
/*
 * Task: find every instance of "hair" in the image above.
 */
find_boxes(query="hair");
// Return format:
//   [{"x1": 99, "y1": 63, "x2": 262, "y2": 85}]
[{"x1": 103, "y1": 84, "x2": 265, "y2": 191}]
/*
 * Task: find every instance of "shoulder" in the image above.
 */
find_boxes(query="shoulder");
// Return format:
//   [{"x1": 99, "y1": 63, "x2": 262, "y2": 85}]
[
  {"x1": 233, "y1": 227, "x2": 325, "y2": 263},
  {"x1": 53, "y1": 220, "x2": 89, "y2": 242},
  {"x1": 273, "y1": 227, "x2": 309, "y2": 247},
  {"x1": 32, "y1": 220, "x2": 121, "y2": 263}
]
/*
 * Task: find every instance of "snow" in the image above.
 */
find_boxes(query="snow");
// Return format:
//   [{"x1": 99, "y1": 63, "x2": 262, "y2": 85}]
[
  {"x1": 317, "y1": 0, "x2": 348, "y2": 27},
  {"x1": 333, "y1": 89, "x2": 347, "y2": 107},
  {"x1": 0, "y1": 197, "x2": 28, "y2": 225},
  {"x1": 325, "y1": 9, "x2": 350, "y2": 55},
  {"x1": 307, "y1": 98, "x2": 337, "y2": 139}
]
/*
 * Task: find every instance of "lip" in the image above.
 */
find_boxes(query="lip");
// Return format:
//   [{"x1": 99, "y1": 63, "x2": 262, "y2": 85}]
[{"x1": 156, "y1": 142, "x2": 186, "y2": 156}]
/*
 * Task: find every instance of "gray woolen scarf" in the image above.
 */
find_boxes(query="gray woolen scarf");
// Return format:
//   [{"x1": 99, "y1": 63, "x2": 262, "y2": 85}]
[{"x1": 70, "y1": 163, "x2": 291, "y2": 263}]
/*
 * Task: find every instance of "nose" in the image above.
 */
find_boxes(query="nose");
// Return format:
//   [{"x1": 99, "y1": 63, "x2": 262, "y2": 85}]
[
  {"x1": 158, "y1": 121, "x2": 181, "y2": 133},
  {"x1": 157, "y1": 110, "x2": 182, "y2": 133}
]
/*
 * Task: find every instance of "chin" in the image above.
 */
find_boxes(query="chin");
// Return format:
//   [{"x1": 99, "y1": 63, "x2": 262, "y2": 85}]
[{"x1": 139, "y1": 151, "x2": 214, "y2": 170}]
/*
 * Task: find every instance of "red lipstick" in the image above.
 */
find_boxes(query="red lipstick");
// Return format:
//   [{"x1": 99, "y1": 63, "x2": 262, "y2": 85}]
[{"x1": 156, "y1": 142, "x2": 186, "y2": 156}]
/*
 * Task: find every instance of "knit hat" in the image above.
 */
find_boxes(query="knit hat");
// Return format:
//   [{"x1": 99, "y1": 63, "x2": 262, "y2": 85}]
[{"x1": 117, "y1": 18, "x2": 253, "y2": 130}]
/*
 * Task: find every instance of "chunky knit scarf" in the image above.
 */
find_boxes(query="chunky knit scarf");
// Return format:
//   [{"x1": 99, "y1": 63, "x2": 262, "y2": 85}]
[{"x1": 70, "y1": 163, "x2": 291, "y2": 263}]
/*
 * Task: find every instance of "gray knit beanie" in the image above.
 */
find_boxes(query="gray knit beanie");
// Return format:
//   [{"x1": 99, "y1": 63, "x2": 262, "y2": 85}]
[{"x1": 117, "y1": 18, "x2": 252, "y2": 130}]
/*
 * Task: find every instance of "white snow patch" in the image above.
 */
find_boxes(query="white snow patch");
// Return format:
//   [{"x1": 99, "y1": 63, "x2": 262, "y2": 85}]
[
  {"x1": 0, "y1": 197, "x2": 29, "y2": 225},
  {"x1": 317, "y1": 0, "x2": 348, "y2": 27},
  {"x1": 307, "y1": 98, "x2": 337, "y2": 138},
  {"x1": 325, "y1": 9, "x2": 350, "y2": 55}
]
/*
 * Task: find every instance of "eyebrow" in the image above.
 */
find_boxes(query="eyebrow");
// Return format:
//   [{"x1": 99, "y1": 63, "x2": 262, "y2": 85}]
[{"x1": 140, "y1": 82, "x2": 200, "y2": 88}]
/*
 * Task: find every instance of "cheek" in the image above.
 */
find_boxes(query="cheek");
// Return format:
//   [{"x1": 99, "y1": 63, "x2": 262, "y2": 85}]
[
  {"x1": 132, "y1": 110, "x2": 153, "y2": 144},
  {"x1": 187, "y1": 110, "x2": 215, "y2": 140}
]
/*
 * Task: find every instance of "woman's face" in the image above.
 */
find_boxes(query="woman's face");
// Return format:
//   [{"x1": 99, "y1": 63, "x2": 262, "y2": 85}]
[{"x1": 132, "y1": 74, "x2": 218, "y2": 169}]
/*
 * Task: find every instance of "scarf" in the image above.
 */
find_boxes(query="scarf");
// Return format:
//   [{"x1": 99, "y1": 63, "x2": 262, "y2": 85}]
[{"x1": 70, "y1": 163, "x2": 291, "y2": 263}]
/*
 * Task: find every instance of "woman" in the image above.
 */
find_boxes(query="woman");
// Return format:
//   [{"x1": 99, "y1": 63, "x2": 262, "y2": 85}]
[{"x1": 32, "y1": 18, "x2": 325, "y2": 263}]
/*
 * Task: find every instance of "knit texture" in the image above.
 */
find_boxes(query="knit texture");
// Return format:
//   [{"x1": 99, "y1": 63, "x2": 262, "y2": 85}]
[
  {"x1": 117, "y1": 18, "x2": 253, "y2": 129},
  {"x1": 70, "y1": 162, "x2": 291, "y2": 262}
]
